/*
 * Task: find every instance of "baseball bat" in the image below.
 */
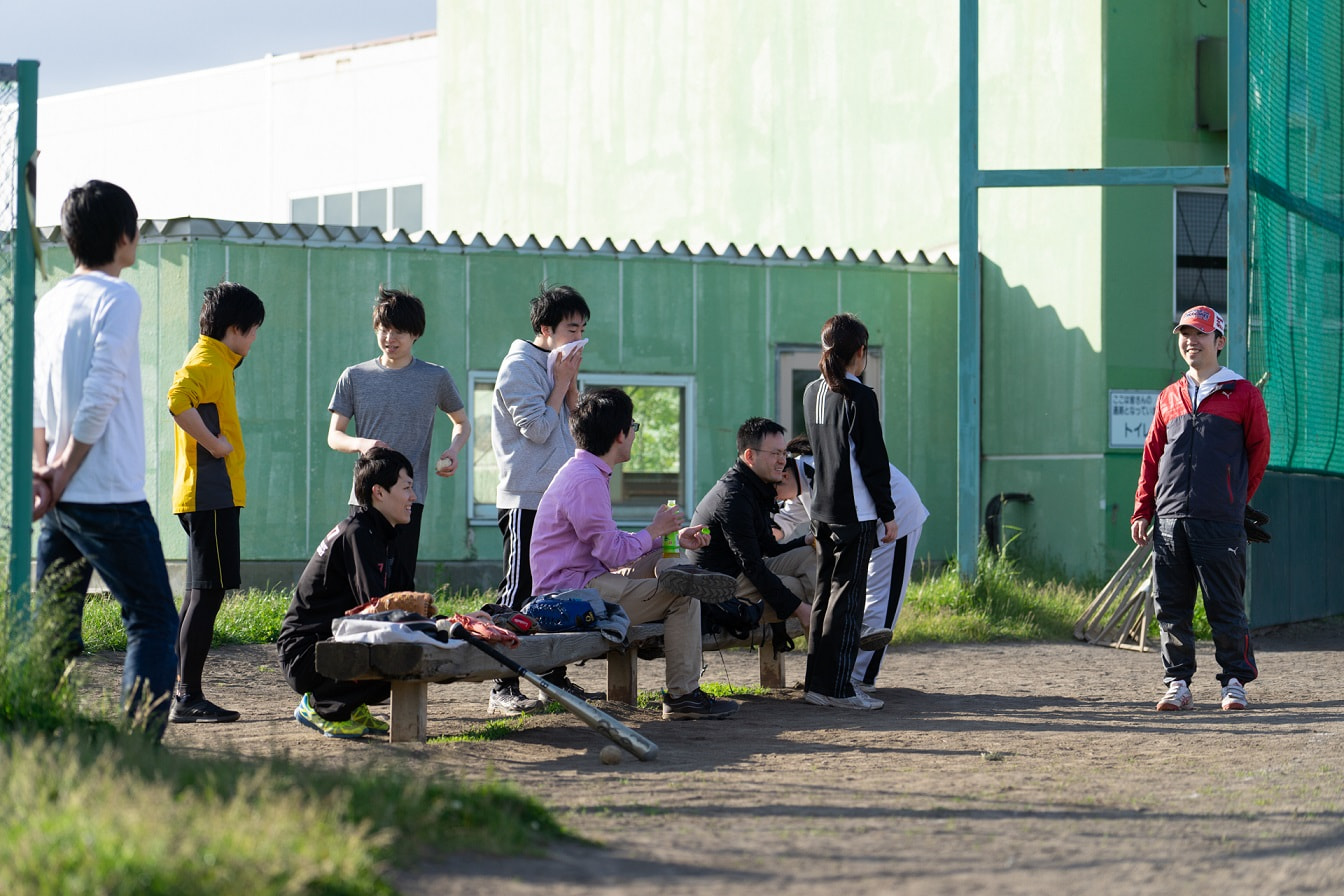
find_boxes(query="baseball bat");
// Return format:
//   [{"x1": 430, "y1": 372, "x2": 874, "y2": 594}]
[{"x1": 447, "y1": 622, "x2": 659, "y2": 762}]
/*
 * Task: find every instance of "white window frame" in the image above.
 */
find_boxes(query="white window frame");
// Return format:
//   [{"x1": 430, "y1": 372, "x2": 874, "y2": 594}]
[
  {"x1": 775, "y1": 345, "x2": 883, "y2": 437},
  {"x1": 466, "y1": 371, "x2": 697, "y2": 529},
  {"x1": 466, "y1": 370, "x2": 501, "y2": 526}
]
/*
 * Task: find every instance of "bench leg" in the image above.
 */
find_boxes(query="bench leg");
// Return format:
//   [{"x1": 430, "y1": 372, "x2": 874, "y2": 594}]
[
  {"x1": 607, "y1": 649, "x2": 639, "y2": 705},
  {"x1": 759, "y1": 639, "x2": 786, "y2": 690},
  {"x1": 389, "y1": 680, "x2": 428, "y2": 743}
]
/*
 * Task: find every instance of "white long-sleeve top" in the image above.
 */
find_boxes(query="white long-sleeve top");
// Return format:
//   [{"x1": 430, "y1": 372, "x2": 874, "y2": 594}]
[
  {"x1": 33, "y1": 271, "x2": 148, "y2": 504},
  {"x1": 776, "y1": 454, "x2": 929, "y2": 543}
]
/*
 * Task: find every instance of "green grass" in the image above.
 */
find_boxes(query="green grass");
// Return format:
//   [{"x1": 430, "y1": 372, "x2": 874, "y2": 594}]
[
  {"x1": 1, "y1": 729, "x2": 566, "y2": 896},
  {"x1": 432, "y1": 702, "x2": 563, "y2": 743},
  {"x1": 634, "y1": 682, "x2": 771, "y2": 711},
  {"x1": 72, "y1": 550, "x2": 1214, "y2": 654},
  {"x1": 0, "y1": 582, "x2": 569, "y2": 896},
  {"x1": 892, "y1": 544, "x2": 1100, "y2": 645},
  {"x1": 80, "y1": 585, "x2": 497, "y2": 653}
]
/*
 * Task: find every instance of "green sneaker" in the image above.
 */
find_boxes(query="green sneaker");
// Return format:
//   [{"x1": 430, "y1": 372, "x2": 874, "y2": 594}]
[
  {"x1": 294, "y1": 693, "x2": 368, "y2": 739},
  {"x1": 352, "y1": 704, "x2": 389, "y2": 735}
]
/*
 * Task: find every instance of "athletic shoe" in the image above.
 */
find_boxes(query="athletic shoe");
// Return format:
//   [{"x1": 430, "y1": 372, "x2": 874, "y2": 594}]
[
  {"x1": 662, "y1": 688, "x2": 740, "y2": 720},
  {"x1": 352, "y1": 704, "x2": 390, "y2": 735},
  {"x1": 657, "y1": 565, "x2": 736, "y2": 604},
  {"x1": 1156, "y1": 680, "x2": 1193, "y2": 711},
  {"x1": 293, "y1": 693, "x2": 368, "y2": 739},
  {"x1": 169, "y1": 695, "x2": 241, "y2": 724},
  {"x1": 540, "y1": 674, "x2": 606, "y2": 702},
  {"x1": 805, "y1": 690, "x2": 885, "y2": 711},
  {"x1": 850, "y1": 677, "x2": 878, "y2": 695},
  {"x1": 858, "y1": 626, "x2": 893, "y2": 651},
  {"x1": 489, "y1": 684, "x2": 546, "y2": 716},
  {"x1": 1220, "y1": 678, "x2": 1248, "y2": 711}
]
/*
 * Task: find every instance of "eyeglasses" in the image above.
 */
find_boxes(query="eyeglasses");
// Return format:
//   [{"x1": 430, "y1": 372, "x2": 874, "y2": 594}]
[{"x1": 629, "y1": 420, "x2": 641, "y2": 433}]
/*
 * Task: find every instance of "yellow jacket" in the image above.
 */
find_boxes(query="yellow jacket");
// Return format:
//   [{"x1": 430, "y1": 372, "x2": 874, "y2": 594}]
[{"x1": 168, "y1": 335, "x2": 246, "y2": 513}]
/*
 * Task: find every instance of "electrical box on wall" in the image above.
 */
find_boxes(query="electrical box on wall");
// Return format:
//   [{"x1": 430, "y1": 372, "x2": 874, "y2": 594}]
[{"x1": 1197, "y1": 36, "x2": 1228, "y2": 131}]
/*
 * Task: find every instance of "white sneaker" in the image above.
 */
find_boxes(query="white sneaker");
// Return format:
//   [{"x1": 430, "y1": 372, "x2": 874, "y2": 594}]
[
  {"x1": 805, "y1": 690, "x2": 884, "y2": 711},
  {"x1": 1220, "y1": 678, "x2": 1248, "y2": 711},
  {"x1": 1156, "y1": 679, "x2": 1193, "y2": 711},
  {"x1": 851, "y1": 677, "x2": 877, "y2": 695}
]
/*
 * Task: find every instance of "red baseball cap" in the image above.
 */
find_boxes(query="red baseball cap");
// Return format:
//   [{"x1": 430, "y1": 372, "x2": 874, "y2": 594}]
[{"x1": 1174, "y1": 305, "x2": 1225, "y2": 336}]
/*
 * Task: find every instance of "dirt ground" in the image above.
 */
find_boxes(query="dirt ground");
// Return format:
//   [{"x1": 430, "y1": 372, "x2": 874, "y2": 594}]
[{"x1": 76, "y1": 620, "x2": 1344, "y2": 895}]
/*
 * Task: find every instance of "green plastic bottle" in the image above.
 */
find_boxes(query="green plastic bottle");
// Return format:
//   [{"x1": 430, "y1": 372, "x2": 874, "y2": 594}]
[{"x1": 662, "y1": 500, "x2": 679, "y2": 558}]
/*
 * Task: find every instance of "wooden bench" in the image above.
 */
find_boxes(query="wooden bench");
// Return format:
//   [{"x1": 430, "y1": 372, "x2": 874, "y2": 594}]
[{"x1": 315, "y1": 620, "x2": 801, "y2": 743}]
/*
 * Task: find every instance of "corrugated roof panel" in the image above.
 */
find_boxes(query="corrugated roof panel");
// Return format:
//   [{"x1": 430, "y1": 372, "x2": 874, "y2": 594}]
[{"x1": 35, "y1": 218, "x2": 956, "y2": 269}]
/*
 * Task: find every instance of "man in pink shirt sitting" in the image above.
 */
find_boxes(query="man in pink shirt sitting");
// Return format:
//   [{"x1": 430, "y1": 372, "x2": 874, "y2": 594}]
[{"x1": 531, "y1": 387, "x2": 740, "y2": 720}]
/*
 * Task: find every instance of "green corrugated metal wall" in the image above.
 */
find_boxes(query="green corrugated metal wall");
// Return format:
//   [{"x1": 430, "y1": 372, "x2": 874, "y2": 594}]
[{"x1": 36, "y1": 227, "x2": 958, "y2": 574}]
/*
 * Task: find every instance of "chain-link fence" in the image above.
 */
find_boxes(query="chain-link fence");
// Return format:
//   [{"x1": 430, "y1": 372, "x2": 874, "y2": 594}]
[{"x1": 1248, "y1": 0, "x2": 1344, "y2": 474}]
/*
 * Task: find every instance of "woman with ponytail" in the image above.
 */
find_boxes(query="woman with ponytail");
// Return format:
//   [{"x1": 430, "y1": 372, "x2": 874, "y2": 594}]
[{"x1": 801, "y1": 313, "x2": 897, "y2": 710}]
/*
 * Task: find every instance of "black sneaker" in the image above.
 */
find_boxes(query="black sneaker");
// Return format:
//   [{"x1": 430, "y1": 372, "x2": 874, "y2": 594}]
[
  {"x1": 661, "y1": 688, "x2": 739, "y2": 720},
  {"x1": 658, "y1": 565, "x2": 736, "y2": 604},
  {"x1": 542, "y1": 673, "x2": 606, "y2": 702},
  {"x1": 169, "y1": 696, "x2": 241, "y2": 724},
  {"x1": 858, "y1": 626, "x2": 893, "y2": 651},
  {"x1": 489, "y1": 684, "x2": 545, "y2": 716}
]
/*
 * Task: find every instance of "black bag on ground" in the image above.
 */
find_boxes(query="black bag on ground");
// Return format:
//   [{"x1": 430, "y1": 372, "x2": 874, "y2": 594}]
[{"x1": 700, "y1": 597, "x2": 764, "y2": 640}]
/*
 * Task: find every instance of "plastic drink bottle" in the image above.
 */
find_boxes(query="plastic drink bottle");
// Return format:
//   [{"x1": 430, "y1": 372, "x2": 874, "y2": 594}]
[{"x1": 662, "y1": 500, "x2": 679, "y2": 558}]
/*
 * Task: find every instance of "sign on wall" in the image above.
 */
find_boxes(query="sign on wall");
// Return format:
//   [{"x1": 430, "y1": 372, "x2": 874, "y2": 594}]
[{"x1": 1109, "y1": 390, "x2": 1160, "y2": 449}]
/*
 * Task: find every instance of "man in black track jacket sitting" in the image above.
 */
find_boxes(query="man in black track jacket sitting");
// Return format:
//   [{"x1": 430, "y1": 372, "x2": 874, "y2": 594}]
[{"x1": 687, "y1": 417, "x2": 815, "y2": 633}]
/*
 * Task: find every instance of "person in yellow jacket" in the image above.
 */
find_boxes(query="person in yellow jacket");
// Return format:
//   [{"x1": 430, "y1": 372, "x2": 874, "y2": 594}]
[{"x1": 166, "y1": 282, "x2": 265, "y2": 723}]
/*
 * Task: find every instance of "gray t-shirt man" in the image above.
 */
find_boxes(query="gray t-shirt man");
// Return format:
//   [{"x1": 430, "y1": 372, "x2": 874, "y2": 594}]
[{"x1": 329, "y1": 357, "x2": 464, "y2": 506}]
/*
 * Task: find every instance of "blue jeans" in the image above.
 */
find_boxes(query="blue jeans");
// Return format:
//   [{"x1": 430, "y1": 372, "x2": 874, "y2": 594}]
[{"x1": 36, "y1": 501, "x2": 179, "y2": 730}]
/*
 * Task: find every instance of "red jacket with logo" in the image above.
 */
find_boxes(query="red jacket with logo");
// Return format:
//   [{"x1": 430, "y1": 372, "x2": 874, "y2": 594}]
[{"x1": 1132, "y1": 371, "x2": 1270, "y2": 527}]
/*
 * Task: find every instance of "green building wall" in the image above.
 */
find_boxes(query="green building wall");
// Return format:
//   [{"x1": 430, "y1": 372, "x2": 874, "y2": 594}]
[
  {"x1": 972, "y1": 2, "x2": 1236, "y2": 579},
  {"x1": 35, "y1": 223, "x2": 957, "y2": 589}
]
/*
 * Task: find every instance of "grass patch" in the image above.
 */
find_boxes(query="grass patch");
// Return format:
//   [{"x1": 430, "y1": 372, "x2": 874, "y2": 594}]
[
  {"x1": 80, "y1": 586, "x2": 498, "y2": 653},
  {"x1": 70, "y1": 553, "x2": 1215, "y2": 654},
  {"x1": 1, "y1": 731, "x2": 566, "y2": 895},
  {"x1": 435, "y1": 716, "x2": 529, "y2": 743},
  {"x1": 1, "y1": 585, "x2": 569, "y2": 895},
  {"x1": 433, "y1": 702, "x2": 563, "y2": 743},
  {"x1": 893, "y1": 544, "x2": 1098, "y2": 645},
  {"x1": 634, "y1": 682, "x2": 770, "y2": 712}
]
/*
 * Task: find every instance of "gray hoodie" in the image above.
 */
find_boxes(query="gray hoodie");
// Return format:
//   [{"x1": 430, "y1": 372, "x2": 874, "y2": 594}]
[{"x1": 491, "y1": 338, "x2": 576, "y2": 509}]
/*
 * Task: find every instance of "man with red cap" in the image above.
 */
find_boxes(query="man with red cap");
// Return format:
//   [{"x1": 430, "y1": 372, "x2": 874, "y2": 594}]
[{"x1": 1132, "y1": 305, "x2": 1270, "y2": 712}]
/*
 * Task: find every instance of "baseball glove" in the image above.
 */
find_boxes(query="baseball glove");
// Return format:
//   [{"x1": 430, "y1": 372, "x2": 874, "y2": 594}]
[
  {"x1": 368, "y1": 591, "x2": 437, "y2": 616},
  {"x1": 445, "y1": 611, "x2": 520, "y2": 646}
]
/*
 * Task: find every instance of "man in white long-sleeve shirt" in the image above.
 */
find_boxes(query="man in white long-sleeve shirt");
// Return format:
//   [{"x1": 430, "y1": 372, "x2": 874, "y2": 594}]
[{"x1": 32, "y1": 180, "x2": 178, "y2": 737}]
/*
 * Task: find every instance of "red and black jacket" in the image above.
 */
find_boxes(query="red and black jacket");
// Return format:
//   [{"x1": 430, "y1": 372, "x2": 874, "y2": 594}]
[{"x1": 1132, "y1": 373, "x2": 1271, "y2": 527}]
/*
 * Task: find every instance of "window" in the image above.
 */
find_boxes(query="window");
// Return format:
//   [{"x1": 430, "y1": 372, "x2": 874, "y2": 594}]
[
  {"x1": 1174, "y1": 188, "x2": 1228, "y2": 317},
  {"x1": 289, "y1": 184, "x2": 423, "y2": 231},
  {"x1": 290, "y1": 196, "x2": 319, "y2": 224},
  {"x1": 358, "y1": 189, "x2": 387, "y2": 230},
  {"x1": 323, "y1": 192, "x2": 353, "y2": 227},
  {"x1": 392, "y1": 184, "x2": 423, "y2": 232},
  {"x1": 775, "y1": 347, "x2": 883, "y2": 439},
  {"x1": 468, "y1": 372, "x2": 695, "y2": 526}
]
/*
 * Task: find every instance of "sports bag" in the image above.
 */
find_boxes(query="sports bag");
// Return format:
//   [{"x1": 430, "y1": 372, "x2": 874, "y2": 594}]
[
  {"x1": 700, "y1": 596, "x2": 764, "y2": 641},
  {"x1": 522, "y1": 589, "x2": 631, "y2": 643}
]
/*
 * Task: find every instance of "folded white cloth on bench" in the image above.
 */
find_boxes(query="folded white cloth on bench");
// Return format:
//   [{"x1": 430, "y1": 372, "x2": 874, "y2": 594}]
[{"x1": 331, "y1": 616, "x2": 467, "y2": 650}]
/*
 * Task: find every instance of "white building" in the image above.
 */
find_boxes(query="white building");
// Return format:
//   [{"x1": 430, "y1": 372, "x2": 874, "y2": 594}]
[{"x1": 34, "y1": 31, "x2": 437, "y2": 233}]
